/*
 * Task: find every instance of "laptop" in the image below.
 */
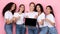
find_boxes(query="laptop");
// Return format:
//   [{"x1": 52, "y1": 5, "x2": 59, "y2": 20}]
[{"x1": 25, "y1": 18, "x2": 37, "y2": 27}]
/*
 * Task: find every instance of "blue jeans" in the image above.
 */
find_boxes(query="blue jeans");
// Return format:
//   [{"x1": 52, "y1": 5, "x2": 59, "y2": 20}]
[
  {"x1": 48, "y1": 27, "x2": 58, "y2": 34},
  {"x1": 16, "y1": 24, "x2": 26, "y2": 34},
  {"x1": 28, "y1": 26, "x2": 38, "y2": 34},
  {"x1": 4, "y1": 23, "x2": 13, "y2": 34},
  {"x1": 39, "y1": 26, "x2": 48, "y2": 34}
]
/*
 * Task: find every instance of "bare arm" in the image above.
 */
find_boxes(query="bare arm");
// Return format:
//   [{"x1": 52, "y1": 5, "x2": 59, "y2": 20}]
[
  {"x1": 45, "y1": 18, "x2": 55, "y2": 26},
  {"x1": 5, "y1": 19, "x2": 11, "y2": 24},
  {"x1": 13, "y1": 16, "x2": 20, "y2": 22},
  {"x1": 38, "y1": 19, "x2": 44, "y2": 25}
]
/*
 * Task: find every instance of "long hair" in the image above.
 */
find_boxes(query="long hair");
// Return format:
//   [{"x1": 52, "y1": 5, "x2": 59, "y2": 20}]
[
  {"x1": 35, "y1": 3, "x2": 44, "y2": 12},
  {"x1": 18, "y1": 4, "x2": 25, "y2": 13},
  {"x1": 46, "y1": 5, "x2": 55, "y2": 17},
  {"x1": 2, "y1": 2, "x2": 16, "y2": 16}
]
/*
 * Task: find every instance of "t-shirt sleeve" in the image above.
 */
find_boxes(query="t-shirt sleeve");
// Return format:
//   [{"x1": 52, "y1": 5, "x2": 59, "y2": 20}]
[
  {"x1": 13, "y1": 13, "x2": 19, "y2": 17},
  {"x1": 48, "y1": 14, "x2": 55, "y2": 23},
  {"x1": 37, "y1": 13, "x2": 45, "y2": 22},
  {"x1": 4, "y1": 12, "x2": 9, "y2": 19},
  {"x1": 35, "y1": 12, "x2": 38, "y2": 16},
  {"x1": 24, "y1": 13, "x2": 28, "y2": 18}
]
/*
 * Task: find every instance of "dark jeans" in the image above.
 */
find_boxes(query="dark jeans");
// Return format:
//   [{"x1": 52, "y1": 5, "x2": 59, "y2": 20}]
[
  {"x1": 16, "y1": 24, "x2": 26, "y2": 34},
  {"x1": 4, "y1": 23, "x2": 13, "y2": 34},
  {"x1": 28, "y1": 26, "x2": 38, "y2": 34}
]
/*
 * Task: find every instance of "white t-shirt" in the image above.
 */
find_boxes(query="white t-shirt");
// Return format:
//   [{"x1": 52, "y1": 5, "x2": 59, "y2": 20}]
[
  {"x1": 4, "y1": 10, "x2": 13, "y2": 23},
  {"x1": 37, "y1": 12, "x2": 45, "y2": 27},
  {"x1": 25, "y1": 11, "x2": 38, "y2": 18},
  {"x1": 14, "y1": 12, "x2": 25, "y2": 25},
  {"x1": 45, "y1": 14, "x2": 55, "y2": 27}
]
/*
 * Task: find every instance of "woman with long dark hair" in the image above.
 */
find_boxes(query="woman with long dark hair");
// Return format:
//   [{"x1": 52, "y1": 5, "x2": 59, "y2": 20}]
[
  {"x1": 13, "y1": 4, "x2": 26, "y2": 34},
  {"x1": 45, "y1": 5, "x2": 58, "y2": 34},
  {"x1": 35, "y1": 3, "x2": 48, "y2": 34},
  {"x1": 2, "y1": 2, "x2": 16, "y2": 34}
]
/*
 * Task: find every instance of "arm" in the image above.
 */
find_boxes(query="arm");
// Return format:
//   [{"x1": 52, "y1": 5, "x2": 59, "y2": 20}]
[
  {"x1": 5, "y1": 19, "x2": 11, "y2": 24},
  {"x1": 45, "y1": 18, "x2": 55, "y2": 26},
  {"x1": 38, "y1": 19, "x2": 44, "y2": 25},
  {"x1": 35, "y1": 15, "x2": 38, "y2": 19},
  {"x1": 13, "y1": 16, "x2": 20, "y2": 23}
]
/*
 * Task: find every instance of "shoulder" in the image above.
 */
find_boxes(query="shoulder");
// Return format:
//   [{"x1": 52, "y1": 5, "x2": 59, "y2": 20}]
[
  {"x1": 21, "y1": 13, "x2": 25, "y2": 15},
  {"x1": 38, "y1": 12, "x2": 45, "y2": 19},
  {"x1": 14, "y1": 12, "x2": 20, "y2": 17},
  {"x1": 47, "y1": 14, "x2": 55, "y2": 19},
  {"x1": 41, "y1": 12, "x2": 45, "y2": 16},
  {"x1": 34, "y1": 11, "x2": 37, "y2": 13},
  {"x1": 4, "y1": 11, "x2": 10, "y2": 18},
  {"x1": 14, "y1": 12, "x2": 19, "y2": 15},
  {"x1": 48, "y1": 14, "x2": 55, "y2": 22},
  {"x1": 48, "y1": 14, "x2": 54, "y2": 17},
  {"x1": 24, "y1": 12, "x2": 28, "y2": 14},
  {"x1": 5, "y1": 10, "x2": 10, "y2": 14},
  {"x1": 33, "y1": 12, "x2": 38, "y2": 15},
  {"x1": 5, "y1": 10, "x2": 12, "y2": 15}
]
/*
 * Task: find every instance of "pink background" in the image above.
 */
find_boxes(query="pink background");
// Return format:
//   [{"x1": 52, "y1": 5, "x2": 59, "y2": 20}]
[{"x1": 0, "y1": 0, "x2": 60, "y2": 34}]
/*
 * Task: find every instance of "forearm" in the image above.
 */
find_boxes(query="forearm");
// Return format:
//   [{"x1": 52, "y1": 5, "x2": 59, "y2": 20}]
[
  {"x1": 38, "y1": 19, "x2": 44, "y2": 25},
  {"x1": 39, "y1": 21, "x2": 44, "y2": 25},
  {"x1": 6, "y1": 19, "x2": 11, "y2": 24},
  {"x1": 48, "y1": 20, "x2": 55, "y2": 26},
  {"x1": 39, "y1": 22, "x2": 43, "y2": 25},
  {"x1": 13, "y1": 17, "x2": 17, "y2": 22}
]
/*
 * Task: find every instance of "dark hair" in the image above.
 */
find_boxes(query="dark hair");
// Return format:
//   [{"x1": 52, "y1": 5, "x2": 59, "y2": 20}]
[
  {"x1": 2, "y1": 2, "x2": 16, "y2": 16},
  {"x1": 35, "y1": 3, "x2": 44, "y2": 12},
  {"x1": 29, "y1": 2, "x2": 35, "y2": 11},
  {"x1": 46, "y1": 5, "x2": 55, "y2": 17},
  {"x1": 18, "y1": 4, "x2": 25, "y2": 13}
]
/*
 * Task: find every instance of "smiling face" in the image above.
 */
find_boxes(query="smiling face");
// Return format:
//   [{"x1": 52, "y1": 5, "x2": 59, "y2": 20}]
[
  {"x1": 11, "y1": 4, "x2": 15, "y2": 11},
  {"x1": 18, "y1": 4, "x2": 25, "y2": 13},
  {"x1": 19, "y1": 5, "x2": 25, "y2": 12},
  {"x1": 36, "y1": 5, "x2": 41, "y2": 12},
  {"x1": 29, "y1": 3, "x2": 35, "y2": 12},
  {"x1": 46, "y1": 7, "x2": 52, "y2": 15}
]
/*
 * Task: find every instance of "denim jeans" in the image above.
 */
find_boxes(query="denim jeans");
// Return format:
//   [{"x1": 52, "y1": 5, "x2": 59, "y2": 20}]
[
  {"x1": 28, "y1": 26, "x2": 38, "y2": 34},
  {"x1": 48, "y1": 27, "x2": 58, "y2": 34},
  {"x1": 39, "y1": 26, "x2": 48, "y2": 34},
  {"x1": 16, "y1": 24, "x2": 26, "y2": 34},
  {"x1": 4, "y1": 23, "x2": 13, "y2": 34}
]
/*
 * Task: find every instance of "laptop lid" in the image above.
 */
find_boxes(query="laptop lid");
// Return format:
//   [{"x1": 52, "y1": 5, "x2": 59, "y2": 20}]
[{"x1": 25, "y1": 18, "x2": 37, "y2": 26}]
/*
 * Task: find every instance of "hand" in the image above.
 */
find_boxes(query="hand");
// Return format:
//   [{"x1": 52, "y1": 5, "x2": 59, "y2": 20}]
[
  {"x1": 45, "y1": 18, "x2": 50, "y2": 22},
  {"x1": 35, "y1": 15, "x2": 38, "y2": 19},
  {"x1": 26, "y1": 16, "x2": 29, "y2": 18},
  {"x1": 12, "y1": 17, "x2": 16, "y2": 22},
  {"x1": 6, "y1": 19, "x2": 11, "y2": 24},
  {"x1": 41, "y1": 19, "x2": 44, "y2": 25},
  {"x1": 41, "y1": 19, "x2": 44, "y2": 21}
]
